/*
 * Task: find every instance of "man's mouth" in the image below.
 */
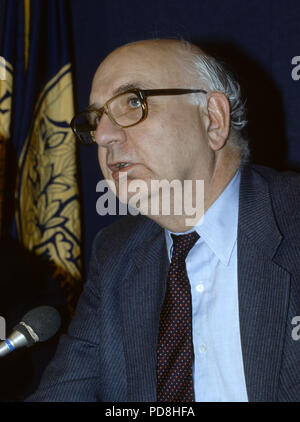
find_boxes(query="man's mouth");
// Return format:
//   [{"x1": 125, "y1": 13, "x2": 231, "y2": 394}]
[
  {"x1": 108, "y1": 162, "x2": 138, "y2": 180},
  {"x1": 108, "y1": 162, "x2": 131, "y2": 172}
]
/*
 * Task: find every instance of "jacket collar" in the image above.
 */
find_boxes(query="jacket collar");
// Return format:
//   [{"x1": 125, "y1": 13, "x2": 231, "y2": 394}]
[
  {"x1": 237, "y1": 164, "x2": 290, "y2": 401},
  {"x1": 238, "y1": 164, "x2": 282, "y2": 257}
]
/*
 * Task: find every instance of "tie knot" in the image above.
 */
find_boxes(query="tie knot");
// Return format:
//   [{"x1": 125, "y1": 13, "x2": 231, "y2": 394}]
[{"x1": 171, "y1": 231, "x2": 199, "y2": 263}]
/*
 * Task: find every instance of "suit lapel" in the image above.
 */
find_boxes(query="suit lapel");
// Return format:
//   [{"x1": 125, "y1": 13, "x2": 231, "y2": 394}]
[
  {"x1": 238, "y1": 165, "x2": 291, "y2": 401},
  {"x1": 119, "y1": 220, "x2": 169, "y2": 401}
]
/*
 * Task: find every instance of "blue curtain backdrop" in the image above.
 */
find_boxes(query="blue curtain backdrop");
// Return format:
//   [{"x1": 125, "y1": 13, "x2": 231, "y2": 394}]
[{"x1": 69, "y1": 0, "x2": 300, "y2": 276}]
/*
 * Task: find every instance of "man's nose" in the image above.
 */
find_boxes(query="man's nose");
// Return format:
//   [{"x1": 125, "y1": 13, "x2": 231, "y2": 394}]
[{"x1": 94, "y1": 112, "x2": 126, "y2": 147}]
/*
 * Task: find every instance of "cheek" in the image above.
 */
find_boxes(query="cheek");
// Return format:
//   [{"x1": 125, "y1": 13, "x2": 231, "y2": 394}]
[
  {"x1": 142, "y1": 118, "x2": 183, "y2": 160},
  {"x1": 158, "y1": 116, "x2": 189, "y2": 157},
  {"x1": 131, "y1": 109, "x2": 200, "y2": 171}
]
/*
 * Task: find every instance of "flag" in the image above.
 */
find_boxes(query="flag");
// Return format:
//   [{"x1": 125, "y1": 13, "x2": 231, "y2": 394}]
[
  {"x1": 0, "y1": 0, "x2": 82, "y2": 316},
  {"x1": 0, "y1": 0, "x2": 14, "y2": 237}
]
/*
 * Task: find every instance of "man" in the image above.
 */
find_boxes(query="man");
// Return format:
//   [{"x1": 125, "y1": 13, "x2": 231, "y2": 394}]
[{"x1": 27, "y1": 39, "x2": 300, "y2": 402}]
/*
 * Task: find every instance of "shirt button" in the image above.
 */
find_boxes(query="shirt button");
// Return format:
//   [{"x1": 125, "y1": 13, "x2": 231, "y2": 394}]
[
  {"x1": 199, "y1": 344, "x2": 207, "y2": 353},
  {"x1": 196, "y1": 283, "x2": 204, "y2": 293}
]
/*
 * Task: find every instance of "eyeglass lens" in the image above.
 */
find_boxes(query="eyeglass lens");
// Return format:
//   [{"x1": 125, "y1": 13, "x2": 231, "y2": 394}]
[{"x1": 73, "y1": 91, "x2": 144, "y2": 144}]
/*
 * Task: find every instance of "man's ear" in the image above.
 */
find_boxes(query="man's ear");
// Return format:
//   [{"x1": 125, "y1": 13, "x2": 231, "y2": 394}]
[{"x1": 205, "y1": 92, "x2": 230, "y2": 151}]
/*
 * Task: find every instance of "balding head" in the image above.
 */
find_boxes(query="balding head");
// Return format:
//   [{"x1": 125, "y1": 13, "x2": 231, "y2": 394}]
[
  {"x1": 91, "y1": 39, "x2": 205, "y2": 104},
  {"x1": 94, "y1": 38, "x2": 205, "y2": 76}
]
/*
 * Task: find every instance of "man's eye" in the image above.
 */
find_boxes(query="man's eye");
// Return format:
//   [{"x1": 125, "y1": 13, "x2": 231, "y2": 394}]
[{"x1": 128, "y1": 97, "x2": 141, "y2": 108}]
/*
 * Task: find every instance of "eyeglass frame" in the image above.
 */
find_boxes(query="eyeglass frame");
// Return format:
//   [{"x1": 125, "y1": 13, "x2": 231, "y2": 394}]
[{"x1": 70, "y1": 88, "x2": 208, "y2": 144}]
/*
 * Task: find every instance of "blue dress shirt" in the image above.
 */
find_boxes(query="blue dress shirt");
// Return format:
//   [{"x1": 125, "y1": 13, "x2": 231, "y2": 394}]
[{"x1": 165, "y1": 169, "x2": 248, "y2": 402}]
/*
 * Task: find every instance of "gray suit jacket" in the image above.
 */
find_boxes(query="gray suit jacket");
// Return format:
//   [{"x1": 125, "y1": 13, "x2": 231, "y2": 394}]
[{"x1": 27, "y1": 164, "x2": 300, "y2": 402}]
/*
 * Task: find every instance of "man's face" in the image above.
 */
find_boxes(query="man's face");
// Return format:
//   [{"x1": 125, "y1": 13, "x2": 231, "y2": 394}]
[{"x1": 90, "y1": 41, "x2": 214, "y2": 208}]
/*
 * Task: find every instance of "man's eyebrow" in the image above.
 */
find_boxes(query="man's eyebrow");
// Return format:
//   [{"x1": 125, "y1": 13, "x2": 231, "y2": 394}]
[
  {"x1": 112, "y1": 82, "x2": 148, "y2": 96},
  {"x1": 89, "y1": 82, "x2": 150, "y2": 108}
]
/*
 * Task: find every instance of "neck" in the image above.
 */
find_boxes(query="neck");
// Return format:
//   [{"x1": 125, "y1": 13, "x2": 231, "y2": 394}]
[{"x1": 146, "y1": 152, "x2": 241, "y2": 233}]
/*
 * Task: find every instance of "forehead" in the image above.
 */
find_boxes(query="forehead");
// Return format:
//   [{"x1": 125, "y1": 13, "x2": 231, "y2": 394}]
[{"x1": 90, "y1": 42, "x2": 190, "y2": 103}]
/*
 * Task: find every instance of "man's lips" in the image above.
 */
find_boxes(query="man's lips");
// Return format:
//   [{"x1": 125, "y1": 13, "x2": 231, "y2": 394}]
[
  {"x1": 107, "y1": 162, "x2": 131, "y2": 172},
  {"x1": 108, "y1": 162, "x2": 137, "y2": 180}
]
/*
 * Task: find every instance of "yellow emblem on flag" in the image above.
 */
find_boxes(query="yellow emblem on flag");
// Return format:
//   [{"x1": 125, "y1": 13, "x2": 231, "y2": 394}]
[{"x1": 17, "y1": 64, "x2": 82, "y2": 296}]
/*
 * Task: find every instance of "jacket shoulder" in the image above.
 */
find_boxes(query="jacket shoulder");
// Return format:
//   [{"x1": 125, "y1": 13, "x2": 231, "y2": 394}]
[
  {"x1": 249, "y1": 164, "x2": 300, "y2": 191},
  {"x1": 246, "y1": 164, "x2": 300, "y2": 238},
  {"x1": 245, "y1": 164, "x2": 300, "y2": 204}
]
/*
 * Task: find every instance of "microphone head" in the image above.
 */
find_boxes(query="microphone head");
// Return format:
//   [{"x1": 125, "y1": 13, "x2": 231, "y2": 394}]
[{"x1": 18, "y1": 306, "x2": 61, "y2": 343}]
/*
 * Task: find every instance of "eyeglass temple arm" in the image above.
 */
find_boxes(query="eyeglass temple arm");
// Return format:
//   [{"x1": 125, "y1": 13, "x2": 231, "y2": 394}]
[{"x1": 141, "y1": 89, "x2": 207, "y2": 97}]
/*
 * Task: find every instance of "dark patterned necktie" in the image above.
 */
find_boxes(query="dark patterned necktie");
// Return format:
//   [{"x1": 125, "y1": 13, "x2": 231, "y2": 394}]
[{"x1": 157, "y1": 231, "x2": 199, "y2": 402}]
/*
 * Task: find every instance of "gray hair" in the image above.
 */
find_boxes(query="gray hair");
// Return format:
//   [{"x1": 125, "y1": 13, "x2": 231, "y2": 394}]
[{"x1": 180, "y1": 41, "x2": 250, "y2": 164}]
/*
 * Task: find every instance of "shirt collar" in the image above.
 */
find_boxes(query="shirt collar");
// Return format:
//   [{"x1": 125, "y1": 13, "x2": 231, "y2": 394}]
[{"x1": 165, "y1": 168, "x2": 241, "y2": 266}]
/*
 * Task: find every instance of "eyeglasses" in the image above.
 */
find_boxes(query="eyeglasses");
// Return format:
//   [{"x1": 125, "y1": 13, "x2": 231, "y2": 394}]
[{"x1": 70, "y1": 88, "x2": 207, "y2": 145}]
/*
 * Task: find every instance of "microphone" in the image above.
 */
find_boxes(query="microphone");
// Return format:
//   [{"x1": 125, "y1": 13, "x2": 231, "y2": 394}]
[{"x1": 0, "y1": 306, "x2": 61, "y2": 358}]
